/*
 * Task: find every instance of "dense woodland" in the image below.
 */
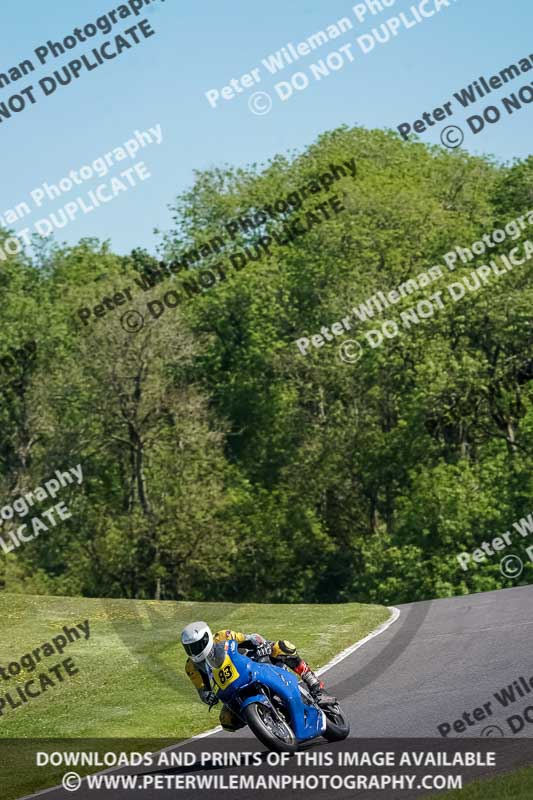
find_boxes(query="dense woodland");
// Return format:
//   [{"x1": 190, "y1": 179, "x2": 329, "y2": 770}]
[{"x1": 0, "y1": 126, "x2": 532, "y2": 604}]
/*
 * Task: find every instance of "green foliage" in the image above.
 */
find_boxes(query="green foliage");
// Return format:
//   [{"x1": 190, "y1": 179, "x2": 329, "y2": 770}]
[{"x1": 0, "y1": 126, "x2": 532, "y2": 603}]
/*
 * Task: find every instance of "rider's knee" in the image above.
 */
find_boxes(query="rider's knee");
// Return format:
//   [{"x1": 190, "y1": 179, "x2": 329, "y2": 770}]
[
  {"x1": 219, "y1": 706, "x2": 244, "y2": 732},
  {"x1": 220, "y1": 720, "x2": 240, "y2": 732}
]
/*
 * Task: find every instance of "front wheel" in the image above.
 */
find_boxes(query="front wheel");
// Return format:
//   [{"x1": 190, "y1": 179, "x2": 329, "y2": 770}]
[
  {"x1": 321, "y1": 701, "x2": 350, "y2": 741},
  {"x1": 244, "y1": 702, "x2": 298, "y2": 753}
]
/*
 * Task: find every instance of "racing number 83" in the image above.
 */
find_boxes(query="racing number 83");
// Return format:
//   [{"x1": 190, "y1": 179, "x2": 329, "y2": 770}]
[
  {"x1": 213, "y1": 654, "x2": 240, "y2": 689},
  {"x1": 218, "y1": 665, "x2": 233, "y2": 684}
]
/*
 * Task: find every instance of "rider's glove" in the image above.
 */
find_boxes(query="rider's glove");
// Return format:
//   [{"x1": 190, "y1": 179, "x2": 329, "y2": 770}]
[
  {"x1": 239, "y1": 634, "x2": 273, "y2": 659},
  {"x1": 198, "y1": 689, "x2": 218, "y2": 706},
  {"x1": 253, "y1": 639, "x2": 273, "y2": 659}
]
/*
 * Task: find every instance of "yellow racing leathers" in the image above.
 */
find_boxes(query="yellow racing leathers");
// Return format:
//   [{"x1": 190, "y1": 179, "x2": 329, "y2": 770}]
[{"x1": 184, "y1": 629, "x2": 324, "y2": 731}]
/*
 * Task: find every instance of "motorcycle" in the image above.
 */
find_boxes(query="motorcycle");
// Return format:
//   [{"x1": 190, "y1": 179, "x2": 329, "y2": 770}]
[{"x1": 206, "y1": 638, "x2": 349, "y2": 752}]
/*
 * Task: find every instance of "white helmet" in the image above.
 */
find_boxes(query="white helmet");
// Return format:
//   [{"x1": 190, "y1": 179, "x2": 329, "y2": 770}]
[{"x1": 181, "y1": 621, "x2": 214, "y2": 663}]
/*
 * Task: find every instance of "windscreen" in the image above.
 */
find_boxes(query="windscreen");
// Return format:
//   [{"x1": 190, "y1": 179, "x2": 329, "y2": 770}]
[{"x1": 206, "y1": 641, "x2": 227, "y2": 669}]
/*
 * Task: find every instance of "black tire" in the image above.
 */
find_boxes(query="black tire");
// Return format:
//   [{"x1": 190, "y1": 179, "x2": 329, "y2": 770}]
[
  {"x1": 321, "y1": 702, "x2": 350, "y2": 741},
  {"x1": 244, "y1": 702, "x2": 299, "y2": 753}
]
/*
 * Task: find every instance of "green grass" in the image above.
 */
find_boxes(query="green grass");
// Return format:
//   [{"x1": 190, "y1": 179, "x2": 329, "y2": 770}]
[
  {"x1": 0, "y1": 593, "x2": 390, "y2": 799},
  {"x1": 441, "y1": 764, "x2": 533, "y2": 799}
]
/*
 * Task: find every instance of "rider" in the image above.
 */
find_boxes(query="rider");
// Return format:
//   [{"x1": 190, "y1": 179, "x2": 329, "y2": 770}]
[{"x1": 181, "y1": 621, "x2": 326, "y2": 732}]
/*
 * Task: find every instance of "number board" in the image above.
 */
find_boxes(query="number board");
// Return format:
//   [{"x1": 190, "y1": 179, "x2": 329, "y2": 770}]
[{"x1": 212, "y1": 653, "x2": 240, "y2": 690}]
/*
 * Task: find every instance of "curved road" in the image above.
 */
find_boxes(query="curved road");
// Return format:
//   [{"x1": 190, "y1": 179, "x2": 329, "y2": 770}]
[
  {"x1": 331, "y1": 584, "x2": 533, "y2": 738},
  {"x1": 22, "y1": 585, "x2": 533, "y2": 799}
]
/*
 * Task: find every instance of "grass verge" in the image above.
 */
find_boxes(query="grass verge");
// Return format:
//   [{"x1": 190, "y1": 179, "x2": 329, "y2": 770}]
[
  {"x1": 0, "y1": 593, "x2": 390, "y2": 798},
  {"x1": 441, "y1": 764, "x2": 533, "y2": 799}
]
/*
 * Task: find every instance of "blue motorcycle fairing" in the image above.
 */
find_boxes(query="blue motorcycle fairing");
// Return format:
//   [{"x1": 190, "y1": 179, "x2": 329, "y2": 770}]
[
  {"x1": 211, "y1": 639, "x2": 326, "y2": 742},
  {"x1": 238, "y1": 693, "x2": 271, "y2": 710}
]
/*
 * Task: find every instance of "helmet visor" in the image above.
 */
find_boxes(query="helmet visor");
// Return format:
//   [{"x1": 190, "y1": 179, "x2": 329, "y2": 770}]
[{"x1": 184, "y1": 631, "x2": 210, "y2": 658}]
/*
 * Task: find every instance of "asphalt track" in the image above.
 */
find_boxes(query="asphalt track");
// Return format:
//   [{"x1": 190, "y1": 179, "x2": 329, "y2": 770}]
[{"x1": 22, "y1": 585, "x2": 533, "y2": 799}]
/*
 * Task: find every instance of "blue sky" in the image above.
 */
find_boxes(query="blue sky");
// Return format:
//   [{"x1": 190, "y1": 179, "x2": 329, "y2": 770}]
[{"x1": 1, "y1": 0, "x2": 532, "y2": 255}]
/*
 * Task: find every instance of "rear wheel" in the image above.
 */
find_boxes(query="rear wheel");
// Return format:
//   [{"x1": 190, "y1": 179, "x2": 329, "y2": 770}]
[
  {"x1": 321, "y1": 701, "x2": 350, "y2": 741},
  {"x1": 244, "y1": 702, "x2": 298, "y2": 753}
]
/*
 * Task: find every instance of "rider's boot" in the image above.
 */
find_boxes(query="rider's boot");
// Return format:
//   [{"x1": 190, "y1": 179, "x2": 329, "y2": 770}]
[{"x1": 297, "y1": 661, "x2": 326, "y2": 697}]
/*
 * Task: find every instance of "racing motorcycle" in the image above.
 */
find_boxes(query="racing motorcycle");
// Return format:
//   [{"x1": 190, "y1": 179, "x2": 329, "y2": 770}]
[{"x1": 206, "y1": 638, "x2": 349, "y2": 752}]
